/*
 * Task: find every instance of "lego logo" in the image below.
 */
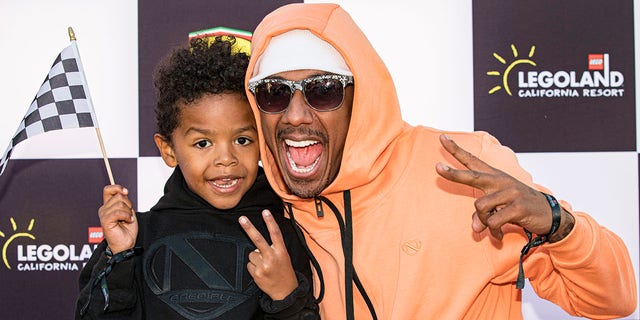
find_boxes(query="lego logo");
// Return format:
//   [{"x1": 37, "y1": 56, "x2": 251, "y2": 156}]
[
  {"x1": 87, "y1": 227, "x2": 103, "y2": 244},
  {"x1": 588, "y1": 54, "x2": 604, "y2": 70}
]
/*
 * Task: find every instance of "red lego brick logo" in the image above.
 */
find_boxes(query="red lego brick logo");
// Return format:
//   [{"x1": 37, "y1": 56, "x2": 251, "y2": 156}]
[
  {"x1": 588, "y1": 54, "x2": 604, "y2": 70},
  {"x1": 88, "y1": 227, "x2": 103, "y2": 244}
]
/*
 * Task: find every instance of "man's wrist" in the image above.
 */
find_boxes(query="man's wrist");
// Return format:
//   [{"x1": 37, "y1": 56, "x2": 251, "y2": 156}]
[{"x1": 548, "y1": 209, "x2": 575, "y2": 243}]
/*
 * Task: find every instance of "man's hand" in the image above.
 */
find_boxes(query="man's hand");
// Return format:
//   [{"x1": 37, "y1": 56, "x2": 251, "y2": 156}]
[
  {"x1": 239, "y1": 210, "x2": 298, "y2": 300},
  {"x1": 435, "y1": 134, "x2": 573, "y2": 241},
  {"x1": 98, "y1": 184, "x2": 138, "y2": 253}
]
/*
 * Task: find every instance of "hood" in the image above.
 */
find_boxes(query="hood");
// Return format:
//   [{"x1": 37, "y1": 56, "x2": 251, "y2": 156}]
[
  {"x1": 151, "y1": 166, "x2": 279, "y2": 213},
  {"x1": 246, "y1": 3, "x2": 407, "y2": 201}
]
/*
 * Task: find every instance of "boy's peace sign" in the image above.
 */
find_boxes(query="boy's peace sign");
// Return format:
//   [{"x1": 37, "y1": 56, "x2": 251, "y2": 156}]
[{"x1": 239, "y1": 210, "x2": 299, "y2": 300}]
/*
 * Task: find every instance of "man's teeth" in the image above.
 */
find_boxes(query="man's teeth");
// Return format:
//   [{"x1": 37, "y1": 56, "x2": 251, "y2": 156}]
[
  {"x1": 285, "y1": 139, "x2": 318, "y2": 147},
  {"x1": 212, "y1": 178, "x2": 239, "y2": 188},
  {"x1": 287, "y1": 152, "x2": 320, "y2": 173}
]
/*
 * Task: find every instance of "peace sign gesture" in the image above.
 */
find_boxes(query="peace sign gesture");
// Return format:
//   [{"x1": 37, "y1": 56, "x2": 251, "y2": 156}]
[
  {"x1": 239, "y1": 210, "x2": 299, "y2": 300},
  {"x1": 435, "y1": 134, "x2": 572, "y2": 241}
]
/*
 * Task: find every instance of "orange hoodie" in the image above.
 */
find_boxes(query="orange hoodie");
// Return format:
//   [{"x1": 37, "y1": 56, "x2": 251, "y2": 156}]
[{"x1": 246, "y1": 3, "x2": 637, "y2": 319}]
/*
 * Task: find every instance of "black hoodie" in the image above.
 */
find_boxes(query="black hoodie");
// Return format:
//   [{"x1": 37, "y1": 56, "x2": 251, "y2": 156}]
[{"x1": 76, "y1": 167, "x2": 318, "y2": 319}]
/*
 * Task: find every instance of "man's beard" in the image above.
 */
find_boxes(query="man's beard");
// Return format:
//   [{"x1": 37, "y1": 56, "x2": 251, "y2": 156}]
[{"x1": 285, "y1": 175, "x2": 331, "y2": 199}]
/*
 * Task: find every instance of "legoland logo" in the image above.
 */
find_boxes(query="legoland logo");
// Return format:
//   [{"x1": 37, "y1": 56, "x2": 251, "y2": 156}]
[
  {"x1": 0, "y1": 217, "x2": 97, "y2": 272},
  {"x1": 487, "y1": 44, "x2": 624, "y2": 98}
]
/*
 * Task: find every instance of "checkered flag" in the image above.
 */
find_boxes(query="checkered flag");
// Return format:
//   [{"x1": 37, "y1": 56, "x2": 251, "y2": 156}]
[{"x1": 0, "y1": 39, "x2": 100, "y2": 176}]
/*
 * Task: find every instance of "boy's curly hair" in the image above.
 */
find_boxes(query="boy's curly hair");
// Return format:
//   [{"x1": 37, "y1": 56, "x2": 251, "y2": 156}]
[{"x1": 153, "y1": 36, "x2": 250, "y2": 140}]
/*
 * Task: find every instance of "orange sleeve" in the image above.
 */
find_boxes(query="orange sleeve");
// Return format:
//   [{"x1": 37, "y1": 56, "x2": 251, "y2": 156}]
[
  {"x1": 527, "y1": 212, "x2": 637, "y2": 318},
  {"x1": 476, "y1": 132, "x2": 638, "y2": 318}
]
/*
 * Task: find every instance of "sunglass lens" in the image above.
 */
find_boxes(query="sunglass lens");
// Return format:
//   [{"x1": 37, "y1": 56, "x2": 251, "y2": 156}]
[
  {"x1": 255, "y1": 82, "x2": 291, "y2": 113},
  {"x1": 304, "y1": 79, "x2": 344, "y2": 111}
]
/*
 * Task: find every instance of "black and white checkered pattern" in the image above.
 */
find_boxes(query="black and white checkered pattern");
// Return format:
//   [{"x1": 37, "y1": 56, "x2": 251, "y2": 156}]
[{"x1": 0, "y1": 43, "x2": 97, "y2": 175}]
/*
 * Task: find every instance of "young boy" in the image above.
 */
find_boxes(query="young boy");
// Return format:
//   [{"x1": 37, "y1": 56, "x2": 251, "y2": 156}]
[{"x1": 75, "y1": 34, "x2": 318, "y2": 319}]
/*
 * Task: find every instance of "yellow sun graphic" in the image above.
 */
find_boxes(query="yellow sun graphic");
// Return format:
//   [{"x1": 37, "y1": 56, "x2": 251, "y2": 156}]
[
  {"x1": 487, "y1": 44, "x2": 537, "y2": 96},
  {"x1": 1, "y1": 217, "x2": 36, "y2": 270}
]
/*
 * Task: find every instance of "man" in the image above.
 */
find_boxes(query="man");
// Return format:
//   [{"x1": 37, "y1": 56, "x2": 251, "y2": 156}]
[{"x1": 242, "y1": 3, "x2": 637, "y2": 319}]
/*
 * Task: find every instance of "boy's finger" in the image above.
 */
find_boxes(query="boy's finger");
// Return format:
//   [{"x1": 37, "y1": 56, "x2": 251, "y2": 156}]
[
  {"x1": 109, "y1": 209, "x2": 136, "y2": 225},
  {"x1": 103, "y1": 184, "x2": 128, "y2": 203},
  {"x1": 239, "y1": 216, "x2": 270, "y2": 251},
  {"x1": 261, "y1": 210, "x2": 285, "y2": 248},
  {"x1": 100, "y1": 201, "x2": 135, "y2": 223},
  {"x1": 103, "y1": 194, "x2": 134, "y2": 214}
]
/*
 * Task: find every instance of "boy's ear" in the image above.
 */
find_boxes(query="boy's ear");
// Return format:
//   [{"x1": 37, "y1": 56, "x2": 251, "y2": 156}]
[{"x1": 154, "y1": 133, "x2": 178, "y2": 167}]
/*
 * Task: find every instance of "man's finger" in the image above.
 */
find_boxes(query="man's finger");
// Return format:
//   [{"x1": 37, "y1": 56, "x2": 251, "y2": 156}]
[
  {"x1": 436, "y1": 162, "x2": 495, "y2": 190},
  {"x1": 439, "y1": 134, "x2": 496, "y2": 174},
  {"x1": 471, "y1": 212, "x2": 487, "y2": 233},
  {"x1": 261, "y1": 210, "x2": 285, "y2": 249},
  {"x1": 239, "y1": 216, "x2": 270, "y2": 251}
]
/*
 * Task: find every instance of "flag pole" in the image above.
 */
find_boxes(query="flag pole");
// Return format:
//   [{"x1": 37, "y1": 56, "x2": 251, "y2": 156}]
[
  {"x1": 68, "y1": 27, "x2": 115, "y2": 185},
  {"x1": 95, "y1": 127, "x2": 115, "y2": 185}
]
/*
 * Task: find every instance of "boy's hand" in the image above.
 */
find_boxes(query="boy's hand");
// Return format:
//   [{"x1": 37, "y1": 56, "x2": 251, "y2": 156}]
[
  {"x1": 239, "y1": 210, "x2": 298, "y2": 301},
  {"x1": 99, "y1": 184, "x2": 138, "y2": 254}
]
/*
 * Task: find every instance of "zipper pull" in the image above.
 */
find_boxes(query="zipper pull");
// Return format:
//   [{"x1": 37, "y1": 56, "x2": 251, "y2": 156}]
[{"x1": 314, "y1": 197, "x2": 324, "y2": 217}]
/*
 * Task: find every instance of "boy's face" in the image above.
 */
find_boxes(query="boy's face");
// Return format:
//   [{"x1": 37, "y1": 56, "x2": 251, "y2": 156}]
[{"x1": 155, "y1": 93, "x2": 260, "y2": 210}]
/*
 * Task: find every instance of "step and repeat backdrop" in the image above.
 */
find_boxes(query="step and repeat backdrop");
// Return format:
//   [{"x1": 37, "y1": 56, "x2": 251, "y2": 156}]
[{"x1": 0, "y1": 0, "x2": 637, "y2": 319}]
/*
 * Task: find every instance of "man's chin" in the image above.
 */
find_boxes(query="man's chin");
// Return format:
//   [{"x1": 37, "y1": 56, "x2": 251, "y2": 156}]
[{"x1": 284, "y1": 177, "x2": 325, "y2": 199}]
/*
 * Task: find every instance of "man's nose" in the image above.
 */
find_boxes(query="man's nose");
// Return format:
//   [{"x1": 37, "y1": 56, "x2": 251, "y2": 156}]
[{"x1": 281, "y1": 89, "x2": 314, "y2": 126}]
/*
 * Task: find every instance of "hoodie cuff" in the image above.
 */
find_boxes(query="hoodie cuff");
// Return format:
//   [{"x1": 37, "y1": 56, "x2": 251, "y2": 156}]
[
  {"x1": 544, "y1": 213, "x2": 597, "y2": 267},
  {"x1": 260, "y1": 271, "x2": 312, "y2": 314}
]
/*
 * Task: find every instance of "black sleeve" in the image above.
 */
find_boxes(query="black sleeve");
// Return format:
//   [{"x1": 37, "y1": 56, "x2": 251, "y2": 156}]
[
  {"x1": 75, "y1": 240, "x2": 143, "y2": 319},
  {"x1": 259, "y1": 218, "x2": 320, "y2": 320},
  {"x1": 260, "y1": 271, "x2": 319, "y2": 319}
]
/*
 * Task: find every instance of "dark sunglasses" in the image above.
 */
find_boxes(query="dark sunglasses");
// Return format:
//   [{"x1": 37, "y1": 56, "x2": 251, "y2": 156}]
[{"x1": 248, "y1": 74, "x2": 354, "y2": 114}]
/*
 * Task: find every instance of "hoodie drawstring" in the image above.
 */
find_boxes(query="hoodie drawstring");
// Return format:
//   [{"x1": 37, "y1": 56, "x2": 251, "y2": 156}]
[
  {"x1": 287, "y1": 202, "x2": 325, "y2": 305},
  {"x1": 290, "y1": 190, "x2": 378, "y2": 320}
]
